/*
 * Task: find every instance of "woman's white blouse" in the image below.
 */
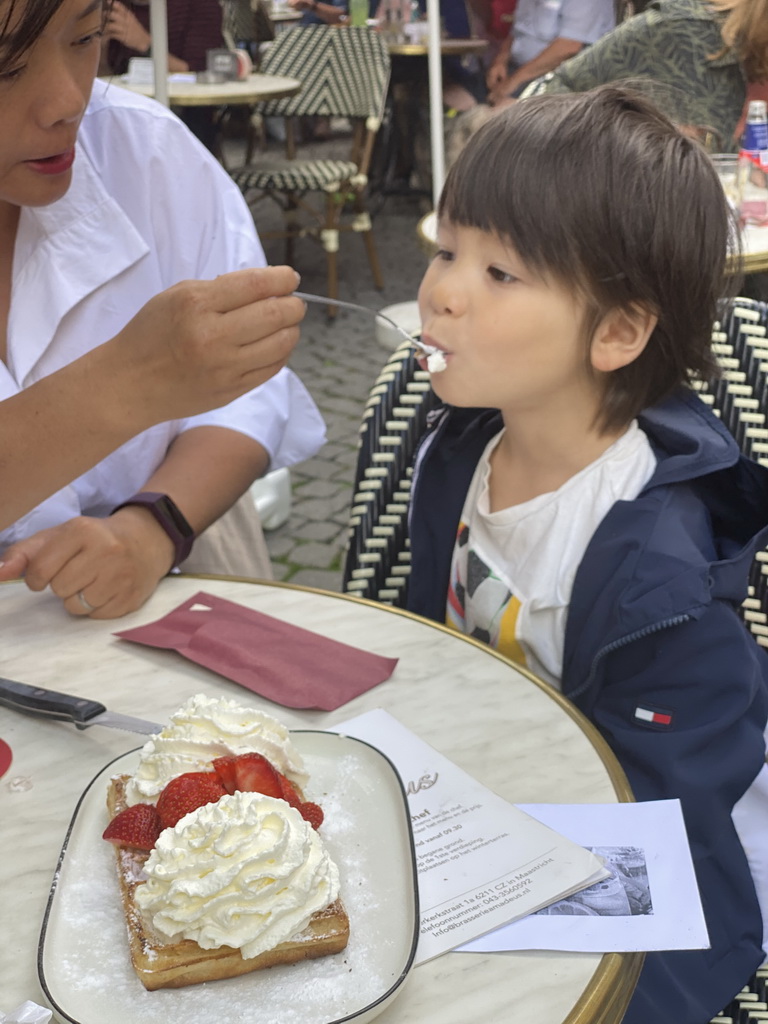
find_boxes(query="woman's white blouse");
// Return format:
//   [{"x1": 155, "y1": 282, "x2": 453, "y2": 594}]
[{"x1": 1, "y1": 79, "x2": 325, "y2": 551}]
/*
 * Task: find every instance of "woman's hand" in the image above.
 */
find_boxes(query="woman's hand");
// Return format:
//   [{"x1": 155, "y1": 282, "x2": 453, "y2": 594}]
[
  {"x1": 102, "y1": 1, "x2": 152, "y2": 54},
  {"x1": 0, "y1": 507, "x2": 178, "y2": 619},
  {"x1": 0, "y1": 267, "x2": 304, "y2": 533},
  {"x1": 109, "y1": 265, "x2": 306, "y2": 428}
]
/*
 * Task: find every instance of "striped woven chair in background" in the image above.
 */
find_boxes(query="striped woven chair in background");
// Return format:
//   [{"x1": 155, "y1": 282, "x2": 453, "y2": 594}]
[{"x1": 230, "y1": 26, "x2": 390, "y2": 315}]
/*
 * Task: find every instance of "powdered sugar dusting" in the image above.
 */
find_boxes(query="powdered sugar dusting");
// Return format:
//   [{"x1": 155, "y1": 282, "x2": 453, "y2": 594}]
[{"x1": 42, "y1": 738, "x2": 416, "y2": 1024}]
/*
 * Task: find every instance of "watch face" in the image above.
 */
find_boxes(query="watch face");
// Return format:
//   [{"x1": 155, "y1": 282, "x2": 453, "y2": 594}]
[
  {"x1": 111, "y1": 493, "x2": 194, "y2": 569},
  {"x1": 157, "y1": 496, "x2": 194, "y2": 538}
]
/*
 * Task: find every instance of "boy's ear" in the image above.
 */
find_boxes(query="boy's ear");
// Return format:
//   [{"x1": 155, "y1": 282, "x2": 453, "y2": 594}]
[{"x1": 590, "y1": 304, "x2": 658, "y2": 373}]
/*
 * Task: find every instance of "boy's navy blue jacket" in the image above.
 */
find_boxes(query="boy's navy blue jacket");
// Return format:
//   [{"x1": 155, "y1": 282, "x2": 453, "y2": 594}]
[{"x1": 407, "y1": 388, "x2": 768, "y2": 1023}]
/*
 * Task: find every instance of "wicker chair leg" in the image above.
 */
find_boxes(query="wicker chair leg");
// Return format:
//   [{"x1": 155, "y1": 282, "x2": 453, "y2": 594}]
[
  {"x1": 354, "y1": 195, "x2": 384, "y2": 290},
  {"x1": 284, "y1": 195, "x2": 298, "y2": 266}
]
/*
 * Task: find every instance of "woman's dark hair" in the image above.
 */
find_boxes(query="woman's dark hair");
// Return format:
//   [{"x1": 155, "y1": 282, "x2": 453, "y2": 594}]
[
  {"x1": 0, "y1": 0, "x2": 109, "y2": 73},
  {"x1": 0, "y1": 0, "x2": 63, "y2": 72},
  {"x1": 439, "y1": 86, "x2": 733, "y2": 433}
]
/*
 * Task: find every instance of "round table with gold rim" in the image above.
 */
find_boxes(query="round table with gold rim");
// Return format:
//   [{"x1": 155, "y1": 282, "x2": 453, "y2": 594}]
[{"x1": 0, "y1": 575, "x2": 641, "y2": 1024}]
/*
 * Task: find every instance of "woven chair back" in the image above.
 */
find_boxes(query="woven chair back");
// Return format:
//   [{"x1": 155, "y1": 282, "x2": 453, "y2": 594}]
[
  {"x1": 693, "y1": 297, "x2": 768, "y2": 644},
  {"x1": 258, "y1": 25, "x2": 390, "y2": 119},
  {"x1": 342, "y1": 343, "x2": 438, "y2": 606}
]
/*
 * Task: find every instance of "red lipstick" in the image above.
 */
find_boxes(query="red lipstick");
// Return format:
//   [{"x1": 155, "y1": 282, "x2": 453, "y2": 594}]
[{"x1": 25, "y1": 147, "x2": 75, "y2": 176}]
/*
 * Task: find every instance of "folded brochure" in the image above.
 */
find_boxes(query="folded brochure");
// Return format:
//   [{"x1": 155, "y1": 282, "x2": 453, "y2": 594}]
[{"x1": 332, "y1": 709, "x2": 608, "y2": 964}]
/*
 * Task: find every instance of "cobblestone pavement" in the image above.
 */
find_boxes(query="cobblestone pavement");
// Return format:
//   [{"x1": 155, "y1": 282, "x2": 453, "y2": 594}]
[{"x1": 236, "y1": 130, "x2": 432, "y2": 591}]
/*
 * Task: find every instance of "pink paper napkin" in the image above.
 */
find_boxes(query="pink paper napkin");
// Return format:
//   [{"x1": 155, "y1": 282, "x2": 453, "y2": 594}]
[{"x1": 114, "y1": 591, "x2": 399, "y2": 711}]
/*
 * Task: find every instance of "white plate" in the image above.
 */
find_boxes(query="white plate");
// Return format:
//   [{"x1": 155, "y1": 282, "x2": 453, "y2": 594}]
[{"x1": 38, "y1": 731, "x2": 419, "y2": 1024}]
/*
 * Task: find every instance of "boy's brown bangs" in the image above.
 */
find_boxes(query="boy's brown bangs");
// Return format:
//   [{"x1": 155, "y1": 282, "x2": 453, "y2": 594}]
[
  {"x1": 439, "y1": 105, "x2": 573, "y2": 281},
  {"x1": 438, "y1": 99, "x2": 613, "y2": 294}
]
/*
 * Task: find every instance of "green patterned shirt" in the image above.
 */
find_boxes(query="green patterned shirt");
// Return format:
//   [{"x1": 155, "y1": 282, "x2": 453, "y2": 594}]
[{"x1": 543, "y1": 0, "x2": 746, "y2": 150}]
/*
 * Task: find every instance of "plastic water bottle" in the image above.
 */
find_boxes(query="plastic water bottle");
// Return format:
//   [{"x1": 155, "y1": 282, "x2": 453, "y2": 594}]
[
  {"x1": 740, "y1": 100, "x2": 768, "y2": 167},
  {"x1": 738, "y1": 99, "x2": 768, "y2": 225}
]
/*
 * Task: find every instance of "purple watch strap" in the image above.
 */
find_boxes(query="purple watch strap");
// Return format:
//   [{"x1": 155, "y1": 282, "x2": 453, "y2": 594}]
[{"x1": 110, "y1": 492, "x2": 195, "y2": 569}]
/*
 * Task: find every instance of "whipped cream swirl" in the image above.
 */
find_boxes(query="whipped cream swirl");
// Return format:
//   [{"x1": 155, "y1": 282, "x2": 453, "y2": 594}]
[
  {"x1": 126, "y1": 694, "x2": 307, "y2": 805},
  {"x1": 135, "y1": 792, "x2": 339, "y2": 958}
]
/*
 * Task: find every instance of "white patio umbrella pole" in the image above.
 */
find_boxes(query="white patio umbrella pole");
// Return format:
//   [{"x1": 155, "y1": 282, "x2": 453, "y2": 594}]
[
  {"x1": 149, "y1": 0, "x2": 170, "y2": 107},
  {"x1": 426, "y1": 0, "x2": 445, "y2": 209}
]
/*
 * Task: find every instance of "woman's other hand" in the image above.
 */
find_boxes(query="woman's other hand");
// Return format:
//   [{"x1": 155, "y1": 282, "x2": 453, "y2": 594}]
[{"x1": 0, "y1": 507, "x2": 179, "y2": 618}]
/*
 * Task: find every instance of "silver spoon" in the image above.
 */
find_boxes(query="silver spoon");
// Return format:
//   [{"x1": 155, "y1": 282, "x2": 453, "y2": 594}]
[{"x1": 293, "y1": 291, "x2": 437, "y2": 356}]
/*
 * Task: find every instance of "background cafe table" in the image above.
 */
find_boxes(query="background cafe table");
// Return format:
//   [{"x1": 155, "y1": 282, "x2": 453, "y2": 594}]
[
  {"x1": 386, "y1": 37, "x2": 489, "y2": 58},
  {"x1": 103, "y1": 70, "x2": 302, "y2": 107},
  {"x1": 0, "y1": 576, "x2": 642, "y2": 1024},
  {"x1": 735, "y1": 222, "x2": 768, "y2": 275}
]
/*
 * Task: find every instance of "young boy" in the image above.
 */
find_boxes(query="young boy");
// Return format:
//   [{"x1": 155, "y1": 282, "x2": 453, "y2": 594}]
[{"x1": 408, "y1": 86, "x2": 768, "y2": 1023}]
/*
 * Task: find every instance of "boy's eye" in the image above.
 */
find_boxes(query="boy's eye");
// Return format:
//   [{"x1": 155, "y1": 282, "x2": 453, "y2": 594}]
[
  {"x1": 488, "y1": 266, "x2": 516, "y2": 284},
  {"x1": 434, "y1": 247, "x2": 454, "y2": 262}
]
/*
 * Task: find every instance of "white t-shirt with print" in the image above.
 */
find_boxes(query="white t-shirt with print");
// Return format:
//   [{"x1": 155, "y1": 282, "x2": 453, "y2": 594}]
[{"x1": 445, "y1": 421, "x2": 657, "y2": 687}]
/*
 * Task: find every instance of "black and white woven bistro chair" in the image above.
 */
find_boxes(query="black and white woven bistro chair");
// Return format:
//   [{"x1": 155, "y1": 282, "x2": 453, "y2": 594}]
[
  {"x1": 342, "y1": 340, "x2": 438, "y2": 605},
  {"x1": 692, "y1": 297, "x2": 768, "y2": 658},
  {"x1": 230, "y1": 26, "x2": 390, "y2": 315}
]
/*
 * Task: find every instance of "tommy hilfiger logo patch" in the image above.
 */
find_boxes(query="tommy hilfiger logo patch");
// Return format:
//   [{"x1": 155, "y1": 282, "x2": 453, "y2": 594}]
[{"x1": 634, "y1": 706, "x2": 674, "y2": 727}]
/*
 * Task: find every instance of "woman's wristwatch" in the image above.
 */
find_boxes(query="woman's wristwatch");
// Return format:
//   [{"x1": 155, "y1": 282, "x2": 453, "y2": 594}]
[{"x1": 110, "y1": 492, "x2": 195, "y2": 569}]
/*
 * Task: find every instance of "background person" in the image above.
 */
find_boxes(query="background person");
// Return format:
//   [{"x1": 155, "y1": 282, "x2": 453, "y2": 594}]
[
  {"x1": 540, "y1": 0, "x2": 768, "y2": 150},
  {"x1": 486, "y1": 0, "x2": 615, "y2": 104},
  {"x1": 0, "y1": 0, "x2": 325, "y2": 618},
  {"x1": 287, "y1": 0, "x2": 348, "y2": 24}
]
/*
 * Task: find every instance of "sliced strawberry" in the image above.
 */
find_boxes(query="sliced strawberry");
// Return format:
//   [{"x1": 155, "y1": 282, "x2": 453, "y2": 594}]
[
  {"x1": 299, "y1": 802, "x2": 324, "y2": 830},
  {"x1": 103, "y1": 803, "x2": 163, "y2": 850},
  {"x1": 212, "y1": 754, "x2": 321, "y2": 825},
  {"x1": 156, "y1": 771, "x2": 227, "y2": 829},
  {"x1": 212, "y1": 755, "x2": 239, "y2": 794},
  {"x1": 231, "y1": 752, "x2": 283, "y2": 798},
  {"x1": 277, "y1": 772, "x2": 303, "y2": 809}
]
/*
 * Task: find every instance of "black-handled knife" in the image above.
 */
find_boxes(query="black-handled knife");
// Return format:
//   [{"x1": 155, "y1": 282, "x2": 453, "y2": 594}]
[{"x1": 0, "y1": 679, "x2": 162, "y2": 735}]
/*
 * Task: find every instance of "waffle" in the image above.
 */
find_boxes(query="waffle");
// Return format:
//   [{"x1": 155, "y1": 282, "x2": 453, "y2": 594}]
[{"x1": 106, "y1": 774, "x2": 350, "y2": 990}]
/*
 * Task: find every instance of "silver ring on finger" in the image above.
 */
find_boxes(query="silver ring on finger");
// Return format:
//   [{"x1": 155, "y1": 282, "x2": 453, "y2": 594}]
[{"x1": 77, "y1": 590, "x2": 96, "y2": 613}]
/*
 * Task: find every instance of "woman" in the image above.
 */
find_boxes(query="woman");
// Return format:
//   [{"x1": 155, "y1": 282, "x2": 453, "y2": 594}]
[
  {"x1": 0, "y1": 0, "x2": 325, "y2": 617},
  {"x1": 541, "y1": 0, "x2": 768, "y2": 149}
]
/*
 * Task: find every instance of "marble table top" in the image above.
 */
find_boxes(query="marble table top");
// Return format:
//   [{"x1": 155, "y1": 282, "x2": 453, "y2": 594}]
[
  {"x1": 102, "y1": 71, "x2": 302, "y2": 107},
  {"x1": 0, "y1": 576, "x2": 641, "y2": 1023}
]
